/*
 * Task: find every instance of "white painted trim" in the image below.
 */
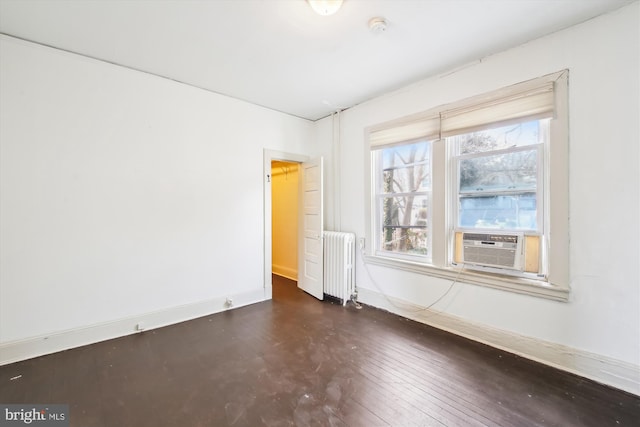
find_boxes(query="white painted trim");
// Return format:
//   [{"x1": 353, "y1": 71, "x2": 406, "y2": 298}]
[
  {"x1": 264, "y1": 285, "x2": 273, "y2": 301},
  {"x1": 357, "y1": 287, "x2": 640, "y2": 396},
  {"x1": 364, "y1": 255, "x2": 569, "y2": 301},
  {"x1": 332, "y1": 111, "x2": 342, "y2": 231},
  {"x1": 0, "y1": 288, "x2": 266, "y2": 366},
  {"x1": 363, "y1": 71, "x2": 570, "y2": 300}
]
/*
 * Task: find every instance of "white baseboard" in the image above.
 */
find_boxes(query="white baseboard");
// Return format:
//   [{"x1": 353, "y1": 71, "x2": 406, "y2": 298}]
[
  {"x1": 0, "y1": 287, "x2": 268, "y2": 366},
  {"x1": 357, "y1": 287, "x2": 640, "y2": 397},
  {"x1": 271, "y1": 265, "x2": 297, "y2": 281}
]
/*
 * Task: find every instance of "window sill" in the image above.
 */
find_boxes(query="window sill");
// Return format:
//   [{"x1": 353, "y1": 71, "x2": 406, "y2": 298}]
[{"x1": 363, "y1": 254, "x2": 569, "y2": 302}]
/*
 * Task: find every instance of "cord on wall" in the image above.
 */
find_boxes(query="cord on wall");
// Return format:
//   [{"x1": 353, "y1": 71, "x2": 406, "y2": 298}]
[{"x1": 357, "y1": 245, "x2": 463, "y2": 314}]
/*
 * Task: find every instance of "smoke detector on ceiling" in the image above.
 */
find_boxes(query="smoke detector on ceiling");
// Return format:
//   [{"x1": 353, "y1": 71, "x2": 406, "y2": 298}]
[{"x1": 369, "y1": 17, "x2": 388, "y2": 34}]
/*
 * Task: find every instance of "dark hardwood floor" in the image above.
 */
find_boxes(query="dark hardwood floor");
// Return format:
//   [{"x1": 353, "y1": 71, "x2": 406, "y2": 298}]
[{"x1": 1, "y1": 275, "x2": 639, "y2": 426}]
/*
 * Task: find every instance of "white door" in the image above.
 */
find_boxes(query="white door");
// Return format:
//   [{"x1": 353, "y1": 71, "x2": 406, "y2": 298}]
[{"x1": 298, "y1": 157, "x2": 324, "y2": 300}]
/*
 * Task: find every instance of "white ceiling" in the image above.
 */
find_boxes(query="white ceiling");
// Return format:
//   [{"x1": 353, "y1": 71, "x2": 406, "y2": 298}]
[{"x1": 0, "y1": 0, "x2": 633, "y2": 121}]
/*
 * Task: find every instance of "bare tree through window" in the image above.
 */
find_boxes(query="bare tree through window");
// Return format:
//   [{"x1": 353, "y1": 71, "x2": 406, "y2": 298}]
[{"x1": 379, "y1": 141, "x2": 431, "y2": 256}]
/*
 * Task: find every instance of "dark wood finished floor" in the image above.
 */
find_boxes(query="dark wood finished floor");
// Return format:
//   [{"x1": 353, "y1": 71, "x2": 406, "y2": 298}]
[{"x1": 1, "y1": 275, "x2": 639, "y2": 426}]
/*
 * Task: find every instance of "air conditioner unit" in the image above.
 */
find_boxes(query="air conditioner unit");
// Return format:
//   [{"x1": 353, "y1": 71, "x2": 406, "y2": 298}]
[
  {"x1": 454, "y1": 231, "x2": 542, "y2": 275},
  {"x1": 459, "y1": 231, "x2": 524, "y2": 271}
]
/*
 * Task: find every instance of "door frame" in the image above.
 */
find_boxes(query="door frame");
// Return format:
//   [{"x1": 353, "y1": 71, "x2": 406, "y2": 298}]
[{"x1": 263, "y1": 149, "x2": 309, "y2": 299}]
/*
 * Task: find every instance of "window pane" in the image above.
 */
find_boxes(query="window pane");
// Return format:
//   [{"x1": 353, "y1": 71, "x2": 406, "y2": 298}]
[
  {"x1": 453, "y1": 119, "x2": 545, "y2": 234},
  {"x1": 375, "y1": 140, "x2": 432, "y2": 259},
  {"x1": 381, "y1": 142, "x2": 430, "y2": 169},
  {"x1": 380, "y1": 142, "x2": 431, "y2": 194},
  {"x1": 459, "y1": 148, "x2": 537, "y2": 193},
  {"x1": 455, "y1": 120, "x2": 546, "y2": 155},
  {"x1": 382, "y1": 165, "x2": 431, "y2": 194},
  {"x1": 459, "y1": 193, "x2": 537, "y2": 230},
  {"x1": 380, "y1": 195, "x2": 429, "y2": 255}
]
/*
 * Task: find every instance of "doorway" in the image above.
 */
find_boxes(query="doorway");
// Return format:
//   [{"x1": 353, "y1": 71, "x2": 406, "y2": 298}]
[
  {"x1": 263, "y1": 150, "x2": 308, "y2": 299},
  {"x1": 270, "y1": 160, "x2": 300, "y2": 283},
  {"x1": 263, "y1": 150, "x2": 324, "y2": 301}
]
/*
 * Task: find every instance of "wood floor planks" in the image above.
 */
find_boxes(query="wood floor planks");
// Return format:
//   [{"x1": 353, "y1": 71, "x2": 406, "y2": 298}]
[{"x1": 1, "y1": 274, "x2": 639, "y2": 426}]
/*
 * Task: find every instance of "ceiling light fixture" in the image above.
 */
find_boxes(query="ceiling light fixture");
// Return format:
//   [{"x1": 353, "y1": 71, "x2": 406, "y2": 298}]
[{"x1": 308, "y1": 0, "x2": 343, "y2": 16}]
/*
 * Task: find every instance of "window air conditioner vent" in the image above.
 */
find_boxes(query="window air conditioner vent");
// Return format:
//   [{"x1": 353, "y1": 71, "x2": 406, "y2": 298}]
[{"x1": 461, "y1": 232, "x2": 524, "y2": 271}]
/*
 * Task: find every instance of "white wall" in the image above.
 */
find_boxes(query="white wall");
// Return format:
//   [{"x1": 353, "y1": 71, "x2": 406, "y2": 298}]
[
  {"x1": 1, "y1": 3, "x2": 638, "y2": 395},
  {"x1": 321, "y1": 3, "x2": 639, "y2": 394},
  {"x1": 0, "y1": 36, "x2": 314, "y2": 355}
]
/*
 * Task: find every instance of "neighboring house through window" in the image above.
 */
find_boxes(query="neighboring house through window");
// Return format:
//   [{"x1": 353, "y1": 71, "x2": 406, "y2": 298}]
[{"x1": 365, "y1": 71, "x2": 569, "y2": 300}]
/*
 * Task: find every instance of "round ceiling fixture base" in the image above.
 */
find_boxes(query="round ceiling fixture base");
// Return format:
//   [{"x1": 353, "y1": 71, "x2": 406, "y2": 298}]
[
  {"x1": 368, "y1": 17, "x2": 388, "y2": 34},
  {"x1": 308, "y1": 0, "x2": 343, "y2": 16}
]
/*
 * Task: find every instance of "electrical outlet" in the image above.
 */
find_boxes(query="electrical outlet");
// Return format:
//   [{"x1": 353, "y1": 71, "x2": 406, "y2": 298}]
[{"x1": 358, "y1": 237, "x2": 365, "y2": 250}]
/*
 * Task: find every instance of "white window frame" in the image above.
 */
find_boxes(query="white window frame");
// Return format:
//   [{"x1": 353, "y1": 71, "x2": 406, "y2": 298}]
[
  {"x1": 364, "y1": 71, "x2": 569, "y2": 301},
  {"x1": 372, "y1": 139, "x2": 433, "y2": 263}
]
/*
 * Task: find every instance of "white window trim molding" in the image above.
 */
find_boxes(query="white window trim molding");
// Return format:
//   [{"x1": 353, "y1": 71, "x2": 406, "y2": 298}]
[
  {"x1": 363, "y1": 254, "x2": 569, "y2": 301},
  {"x1": 364, "y1": 70, "x2": 570, "y2": 302}
]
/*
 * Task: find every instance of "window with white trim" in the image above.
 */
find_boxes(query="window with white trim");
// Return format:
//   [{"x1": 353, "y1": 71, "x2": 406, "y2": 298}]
[
  {"x1": 452, "y1": 120, "x2": 546, "y2": 232},
  {"x1": 373, "y1": 140, "x2": 432, "y2": 261},
  {"x1": 365, "y1": 71, "x2": 569, "y2": 300}
]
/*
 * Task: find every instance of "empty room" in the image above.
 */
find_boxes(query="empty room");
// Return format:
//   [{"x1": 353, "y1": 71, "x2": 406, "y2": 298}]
[{"x1": 1, "y1": 1, "x2": 639, "y2": 426}]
